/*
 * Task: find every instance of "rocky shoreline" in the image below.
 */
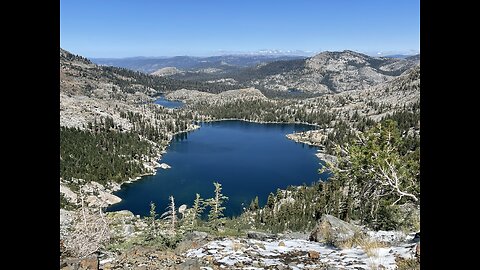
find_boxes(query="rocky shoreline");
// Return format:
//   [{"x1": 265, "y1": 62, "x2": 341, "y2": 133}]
[
  {"x1": 60, "y1": 123, "x2": 201, "y2": 210},
  {"x1": 100, "y1": 123, "x2": 201, "y2": 207}
]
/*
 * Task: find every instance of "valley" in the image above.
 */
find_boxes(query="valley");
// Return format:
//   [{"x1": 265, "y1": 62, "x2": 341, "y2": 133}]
[{"x1": 60, "y1": 47, "x2": 420, "y2": 270}]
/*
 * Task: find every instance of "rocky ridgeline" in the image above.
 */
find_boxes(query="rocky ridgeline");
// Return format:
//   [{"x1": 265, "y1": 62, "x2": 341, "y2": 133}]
[
  {"x1": 284, "y1": 65, "x2": 420, "y2": 148},
  {"x1": 324, "y1": 64, "x2": 420, "y2": 121},
  {"x1": 309, "y1": 64, "x2": 419, "y2": 121},
  {"x1": 246, "y1": 50, "x2": 418, "y2": 94},
  {"x1": 61, "y1": 48, "x2": 164, "y2": 131},
  {"x1": 60, "y1": 180, "x2": 122, "y2": 208}
]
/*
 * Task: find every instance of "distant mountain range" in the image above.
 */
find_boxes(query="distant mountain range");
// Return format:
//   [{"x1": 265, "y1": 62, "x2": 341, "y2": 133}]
[
  {"x1": 384, "y1": 54, "x2": 420, "y2": 59},
  {"x1": 168, "y1": 50, "x2": 420, "y2": 95},
  {"x1": 88, "y1": 49, "x2": 419, "y2": 96},
  {"x1": 90, "y1": 55, "x2": 306, "y2": 74},
  {"x1": 235, "y1": 50, "x2": 420, "y2": 94}
]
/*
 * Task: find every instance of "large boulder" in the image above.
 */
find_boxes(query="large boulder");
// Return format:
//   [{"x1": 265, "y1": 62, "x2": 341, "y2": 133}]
[
  {"x1": 247, "y1": 231, "x2": 276, "y2": 241},
  {"x1": 309, "y1": 215, "x2": 364, "y2": 246}
]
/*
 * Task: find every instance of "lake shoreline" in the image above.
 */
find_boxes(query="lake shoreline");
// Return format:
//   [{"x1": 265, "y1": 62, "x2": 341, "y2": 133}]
[
  {"x1": 62, "y1": 118, "x2": 329, "y2": 212},
  {"x1": 115, "y1": 123, "x2": 201, "y2": 189},
  {"x1": 70, "y1": 123, "x2": 201, "y2": 209},
  {"x1": 197, "y1": 118, "x2": 321, "y2": 128},
  {"x1": 106, "y1": 119, "x2": 329, "y2": 216}
]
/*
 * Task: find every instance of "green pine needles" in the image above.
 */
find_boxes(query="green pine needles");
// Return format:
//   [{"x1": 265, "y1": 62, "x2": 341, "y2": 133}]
[{"x1": 205, "y1": 182, "x2": 228, "y2": 230}]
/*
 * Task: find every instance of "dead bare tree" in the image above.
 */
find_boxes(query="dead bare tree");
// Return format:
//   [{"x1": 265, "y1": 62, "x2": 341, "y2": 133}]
[
  {"x1": 160, "y1": 195, "x2": 177, "y2": 234},
  {"x1": 63, "y1": 190, "x2": 110, "y2": 258}
]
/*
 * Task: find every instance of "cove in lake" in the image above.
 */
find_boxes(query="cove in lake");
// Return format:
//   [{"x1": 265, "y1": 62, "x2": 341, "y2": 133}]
[
  {"x1": 154, "y1": 96, "x2": 184, "y2": 108},
  {"x1": 107, "y1": 120, "x2": 330, "y2": 217}
]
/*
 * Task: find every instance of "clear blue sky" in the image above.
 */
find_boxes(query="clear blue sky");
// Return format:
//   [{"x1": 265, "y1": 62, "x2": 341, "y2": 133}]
[{"x1": 60, "y1": 0, "x2": 420, "y2": 58}]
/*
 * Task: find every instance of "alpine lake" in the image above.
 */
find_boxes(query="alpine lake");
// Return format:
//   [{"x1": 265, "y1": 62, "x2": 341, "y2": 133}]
[{"x1": 107, "y1": 97, "x2": 330, "y2": 217}]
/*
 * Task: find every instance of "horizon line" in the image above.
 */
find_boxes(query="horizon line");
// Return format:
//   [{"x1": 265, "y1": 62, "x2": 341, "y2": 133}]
[{"x1": 71, "y1": 49, "x2": 420, "y2": 60}]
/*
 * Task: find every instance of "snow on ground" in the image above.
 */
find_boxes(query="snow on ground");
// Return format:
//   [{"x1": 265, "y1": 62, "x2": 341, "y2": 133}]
[{"x1": 186, "y1": 237, "x2": 416, "y2": 270}]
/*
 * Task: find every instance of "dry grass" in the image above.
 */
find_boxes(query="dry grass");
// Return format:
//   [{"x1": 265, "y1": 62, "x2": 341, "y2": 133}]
[
  {"x1": 337, "y1": 230, "x2": 365, "y2": 249},
  {"x1": 337, "y1": 231, "x2": 389, "y2": 258},
  {"x1": 231, "y1": 241, "x2": 244, "y2": 252},
  {"x1": 395, "y1": 255, "x2": 420, "y2": 270},
  {"x1": 361, "y1": 239, "x2": 388, "y2": 257}
]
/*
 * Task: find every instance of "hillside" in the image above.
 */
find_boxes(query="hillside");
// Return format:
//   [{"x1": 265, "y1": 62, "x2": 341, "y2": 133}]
[
  {"x1": 89, "y1": 50, "x2": 419, "y2": 99},
  {"x1": 235, "y1": 50, "x2": 419, "y2": 94},
  {"x1": 60, "y1": 48, "x2": 204, "y2": 207},
  {"x1": 165, "y1": 50, "x2": 419, "y2": 98}
]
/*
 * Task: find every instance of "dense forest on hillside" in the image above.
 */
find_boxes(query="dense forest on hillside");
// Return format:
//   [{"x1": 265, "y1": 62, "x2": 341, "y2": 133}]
[
  {"x1": 194, "y1": 99, "x2": 336, "y2": 126},
  {"x1": 102, "y1": 66, "x2": 240, "y2": 94},
  {"x1": 60, "y1": 105, "x2": 197, "y2": 191},
  {"x1": 60, "y1": 126, "x2": 154, "y2": 187}
]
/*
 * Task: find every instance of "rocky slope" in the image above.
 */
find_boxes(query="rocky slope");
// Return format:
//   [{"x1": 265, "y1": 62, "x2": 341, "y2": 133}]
[
  {"x1": 165, "y1": 87, "x2": 267, "y2": 106},
  {"x1": 238, "y1": 50, "x2": 418, "y2": 94},
  {"x1": 310, "y1": 64, "x2": 420, "y2": 121},
  {"x1": 151, "y1": 67, "x2": 184, "y2": 77},
  {"x1": 285, "y1": 64, "x2": 419, "y2": 148},
  {"x1": 91, "y1": 50, "x2": 418, "y2": 98},
  {"x1": 60, "y1": 48, "x2": 156, "y2": 130},
  {"x1": 60, "y1": 211, "x2": 419, "y2": 270},
  {"x1": 60, "y1": 48, "x2": 200, "y2": 207}
]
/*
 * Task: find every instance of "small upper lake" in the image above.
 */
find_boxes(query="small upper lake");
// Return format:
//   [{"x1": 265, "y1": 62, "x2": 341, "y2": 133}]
[
  {"x1": 154, "y1": 96, "x2": 184, "y2": 108},
  {"x1": 107, "y1": 120, "x2": 330, "y2": 217}
]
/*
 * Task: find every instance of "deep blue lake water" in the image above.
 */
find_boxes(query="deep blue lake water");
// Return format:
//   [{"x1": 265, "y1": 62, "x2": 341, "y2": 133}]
[
  {"x1": 154, "y1": 97, "x2": 184, "y2": 108},
  {"x1": 107, "y1": 120, "x2": 329, "y2": 217}
]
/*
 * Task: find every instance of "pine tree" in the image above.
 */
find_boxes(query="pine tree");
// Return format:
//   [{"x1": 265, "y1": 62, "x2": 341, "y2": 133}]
[
  {"x1": 267, "y1": 192, "x2": 275, "y2": 209},
  {"x1": 147, "y1": 201, "x2": 158, "y2": 237},
  {"x1": 206, "y1": 182, "x2": 228, "y2": 230},
  {"x1": 181, "y1": 193, "x2": 205, "y2": 231},
  {"x1": 192, "y1": 193, "x2": 205, "y2": 226},
  {"x1": 249, "y1": 196, "x2": 259, "y2": 211},
  {"x1": 325, "y1": 120, "x2": 419, "y2": 229}
]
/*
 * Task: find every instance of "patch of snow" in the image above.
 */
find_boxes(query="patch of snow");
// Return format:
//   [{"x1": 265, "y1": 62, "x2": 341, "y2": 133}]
[{"x1": 186, "y1": 236, "x2": 416, "y2": 269}]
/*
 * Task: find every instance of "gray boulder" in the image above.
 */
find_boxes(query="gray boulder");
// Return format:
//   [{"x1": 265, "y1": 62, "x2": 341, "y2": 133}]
[
  {"x1": 247, "y1": 231, "x2": 276, "y2": 241},
  {"x1": 183, "y1": 231, "x2": 208, "y2": 242},
  {"x1": 309, "y1": 215, "x2": 364, "y2": 246}
]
